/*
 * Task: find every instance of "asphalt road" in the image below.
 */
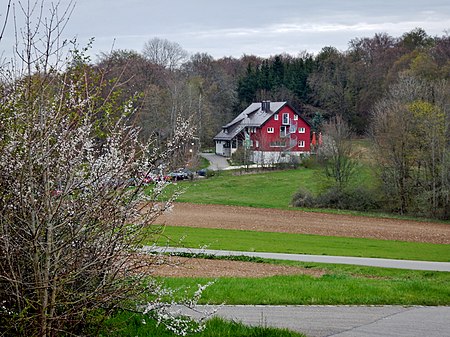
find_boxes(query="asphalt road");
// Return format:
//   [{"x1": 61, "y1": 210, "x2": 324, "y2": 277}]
[
  {"x1": 151, "y1": 247, "x2": 450, "y2": 272},
  {"x1": 199, "y1": 152, "x2": 230, "y2": 170},
  {"x1": 176, "y1": 305, "x2": 450, "y2": 337},
  {"x1": 153, "y1": 247, "x2": 450, "y2": 336}
]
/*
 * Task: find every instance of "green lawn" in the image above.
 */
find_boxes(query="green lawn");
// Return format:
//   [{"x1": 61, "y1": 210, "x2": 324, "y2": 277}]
[
  {"x1": 153, "y1": 226, "x2": 450, "y2": 262},
  {"x1": 171, "y1": 168, "x2": 328, "y2": 209}
]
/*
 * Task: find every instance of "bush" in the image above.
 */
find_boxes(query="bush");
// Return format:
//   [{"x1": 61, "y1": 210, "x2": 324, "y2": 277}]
[
  {"x1": 291, "y1": 188, "x2": 316, "y2": 208},
  {"x1": 230, "y1": 148, "x2": 251, "y2": 165},
  {"x1": 314, "y1": 187, "x2": 346, "y2": 209},
  {"x1": 291, "y1": 186, "x2": 381, "y2": 212},
  {"x1": 300, "y1": 156, "x2": 318, "y2": 169},
  {"x1": 315, "y1": 186, "x2": 381, "y2": 211},
  {"x1": 344, "y1": 186, "x2": 382, "y2": 211},
  {"x1": 206, "y1": 169, "x2": 216, "y2": 178}
]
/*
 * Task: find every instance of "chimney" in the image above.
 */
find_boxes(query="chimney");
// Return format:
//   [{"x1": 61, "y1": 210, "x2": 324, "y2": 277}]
[{"x1": 261, "y1": 100, "x2": 271, "y2": 112}]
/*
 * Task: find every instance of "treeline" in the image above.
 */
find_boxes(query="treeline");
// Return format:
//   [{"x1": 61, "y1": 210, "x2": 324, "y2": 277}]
[
  {"x1": 81, "y1": 28, "x2": 450, "y2": 147},
  {"x1": 237, "y1": 28, "x2": 450, "y2": 134}
]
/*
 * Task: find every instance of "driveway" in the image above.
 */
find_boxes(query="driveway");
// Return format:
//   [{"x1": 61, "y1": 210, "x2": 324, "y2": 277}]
[
  {"x1": 199, "y1": 153, "x2": 230, "y2": 170},
  {"x1": 200, "y1": 153, "x2": 265, "y2": 171},
  {"x1": 176, "y1": 305, "x2": 450, "y2": 337}
]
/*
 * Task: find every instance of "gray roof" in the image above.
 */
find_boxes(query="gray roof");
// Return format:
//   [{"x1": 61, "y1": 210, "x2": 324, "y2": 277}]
[{"x1": 214, "y1": 102, "x2": 287, "y2": 141}]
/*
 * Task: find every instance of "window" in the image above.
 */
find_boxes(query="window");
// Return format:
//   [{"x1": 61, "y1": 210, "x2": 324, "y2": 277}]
[
  {"x1": 274, "y1": 114, "x2": 279, "y2": 121},
  {"x1": 255, "y1": 140, "x2": 259, "y2": 148},
  {"x1": 293, "y1": 115, "x2": 298, "y2": 121},
  {"x1": 270, "y1": 141, "x2": 286, "y2": 147},
  {"x1": 267, "y1": 127, "x2": 274, "y2": 133},
  {"x1": 280, "y1": 126, "x2": 287, "y2": 137},
  {"x1": 298, "y1": 127, "x2": 305, "y2": 133},
  {"x1": 298, "y1": 140, "x2": 305, "y2": 148},
  {"x1": 282, "y1": 113, "x2": 289, "y2": 125}
]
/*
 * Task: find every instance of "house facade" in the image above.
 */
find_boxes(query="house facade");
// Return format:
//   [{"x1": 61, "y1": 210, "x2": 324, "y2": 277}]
[{"x1": 214, "y1": 101, "x2": 311, "y2": 163}]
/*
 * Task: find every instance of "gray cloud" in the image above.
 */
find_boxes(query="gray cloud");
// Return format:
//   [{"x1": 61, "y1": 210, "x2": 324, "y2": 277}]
[{"x1": 1, "y1": 0, "x2": 449, "y2": 60}]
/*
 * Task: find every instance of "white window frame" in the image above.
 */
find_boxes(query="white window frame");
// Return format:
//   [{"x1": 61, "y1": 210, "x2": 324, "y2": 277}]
[
  {"x1": 282, "y1": 113, "x2": 289, "y2": 125},
  {"x1": 298, "y1": 127, "x2": 305, "y2": 134},
  {"x1": 274, "y1": 114, "x2": 279, "y2": 121},
  {"x1": 267, "y1": 127, "x2": 274, "y2": 133},
  {"x1": 255, "y1": 140, "x2": 259, "y2": 148},
  {"x1": 280, "y1": 126, "x2": 287, "y2": 137},
  {"x1": 293, "y1": 115, "x2": 298, "y2": 121},
  {"x1": 298, "y1": 140, "x2": 305, "y2": 148}
]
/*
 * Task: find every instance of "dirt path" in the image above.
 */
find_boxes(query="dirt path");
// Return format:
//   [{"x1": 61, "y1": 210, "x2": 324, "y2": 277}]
[{"x1": 159, "y1": 203, "x2": 450, "y2": 244}]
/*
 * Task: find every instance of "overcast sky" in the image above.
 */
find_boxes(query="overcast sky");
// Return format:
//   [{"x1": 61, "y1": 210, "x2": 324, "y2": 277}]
[{"x1": 1, "y1": 0, "x2": 450, "y2": 61}]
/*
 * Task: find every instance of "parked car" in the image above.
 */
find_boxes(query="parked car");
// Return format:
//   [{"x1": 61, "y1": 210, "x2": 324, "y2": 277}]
[
  {"x1": 197, "y1": 168, "x2": 207, "y2": 177},
  {"x1": 167, "y1": 168, "x2": 194, "y2": 181},
  {"x1": 197, "y1": 168, "x2": 214, "y2": 178}
]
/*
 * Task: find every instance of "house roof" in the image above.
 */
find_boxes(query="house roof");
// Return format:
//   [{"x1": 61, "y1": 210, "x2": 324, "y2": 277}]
[{"x1": 214, "y1": 101, "x2": 308, "y2": 141}]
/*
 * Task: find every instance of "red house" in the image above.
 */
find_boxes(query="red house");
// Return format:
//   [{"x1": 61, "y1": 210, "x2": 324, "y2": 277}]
[{"x1": 214, "y1": 101, "x2": 311, "y2": 164}]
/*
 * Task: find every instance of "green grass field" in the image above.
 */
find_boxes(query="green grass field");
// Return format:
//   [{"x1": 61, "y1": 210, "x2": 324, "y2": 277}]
[
  {"x1": 175, "y1": 168, "x2": 327, "y2": 208},
  {"x1": 153, "y1": 226, "x2": 450, "y2": 262}
]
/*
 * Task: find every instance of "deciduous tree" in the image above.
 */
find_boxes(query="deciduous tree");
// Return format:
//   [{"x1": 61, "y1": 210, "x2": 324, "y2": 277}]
[{"x1": 143, "y1": 37, "x2": 188, "y2": 70}]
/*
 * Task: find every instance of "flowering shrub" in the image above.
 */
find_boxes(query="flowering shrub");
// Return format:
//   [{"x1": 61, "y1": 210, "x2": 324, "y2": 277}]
[{"x1": 0, "y1": 2, "x2": 209, "y2": 336}]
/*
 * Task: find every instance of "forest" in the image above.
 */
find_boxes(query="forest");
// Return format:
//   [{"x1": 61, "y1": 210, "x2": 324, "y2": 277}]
[{"x1": 84, "y1": 28, "x2": 450, "y2": 145}]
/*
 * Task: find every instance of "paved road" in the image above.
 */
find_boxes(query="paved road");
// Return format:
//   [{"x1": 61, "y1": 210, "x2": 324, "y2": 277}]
[
  {"x1": 199, "y1": 153, "x2": 230, "y2": 170},
  {"x1": 151, "y1": 247, "x2": 450, "y2": 272},
  {"x1": 176, "y1": 305, "x2": 450, "y2": 337}
]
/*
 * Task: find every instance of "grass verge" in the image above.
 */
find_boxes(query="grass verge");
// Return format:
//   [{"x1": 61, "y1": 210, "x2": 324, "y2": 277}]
[
  {"x1": 154, "y1": 226, "x2": 450, "y2": 262},
  {"x1": 101, "y1": 312, "x2": 305, "y2": 337}
]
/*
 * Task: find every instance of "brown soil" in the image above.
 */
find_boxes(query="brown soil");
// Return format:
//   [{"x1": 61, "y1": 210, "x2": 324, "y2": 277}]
[
  {"x1": 153, "y1": 256, "x2": 325, "y2": 278},
  {"x1": 153, "y1": 203, "x2": 449, "y2": 277},
  {"x1": 159, "y1": 203, "x2": 450, "y2": 244}
]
